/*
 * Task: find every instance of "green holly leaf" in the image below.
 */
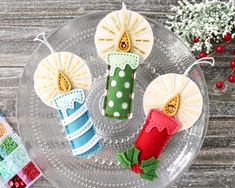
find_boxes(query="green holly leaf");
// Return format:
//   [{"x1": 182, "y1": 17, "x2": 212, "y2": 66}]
[
  {"x1": 116, "y1": 151, "x2": 131, "y2": 169},
  {"x1": 132, "y1": 147, "x2": 140, "y2": 165},
  {"x1": 125, "y1": 146, "x2": 140, "y2": 166},
  {"x1": 140, "y1": 170, "x2": 158, "y2": 181},
  {"x1": 141, "y1": 157, "x2": 159, "y2": 173},
  {"x1": 127, "y1": 146, "x2": 135, "y2": 162}
]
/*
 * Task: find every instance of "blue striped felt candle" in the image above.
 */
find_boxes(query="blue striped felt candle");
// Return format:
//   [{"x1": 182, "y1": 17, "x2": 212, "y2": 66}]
[{"x1": 53, "y1": 88, "x2": 101, "y2": 158}]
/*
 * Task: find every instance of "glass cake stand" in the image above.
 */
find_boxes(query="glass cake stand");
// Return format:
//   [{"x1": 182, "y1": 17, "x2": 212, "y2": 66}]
[{"x1": 17, "y1": 12, "x2": 209, "y2": 188}]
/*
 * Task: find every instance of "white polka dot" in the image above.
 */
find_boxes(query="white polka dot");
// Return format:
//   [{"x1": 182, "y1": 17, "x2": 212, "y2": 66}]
[
  {"x1": 119, "y1": 70, "x2": 125, "y2": 77},
  {"x1": 113, "y1": 112, "x2": 120, "y2": 117},
  {"x1": 122, "y1": 103, "x2": 128, "y2": 109},
  {"x1": 108, "y1": 101, "x2": 114, "y2": 107},
  {"x1": 116, "y1": 91, "x2": 123, "y2": 98},
  {"x1": 124, "y1": 82, "x2": 130, "y2": 89},
  {"x1": 111, "y1": 80, "x2": 117, "y2": 87}
]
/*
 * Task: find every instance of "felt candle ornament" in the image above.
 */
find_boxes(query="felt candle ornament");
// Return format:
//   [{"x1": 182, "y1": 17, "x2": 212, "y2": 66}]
[
  {"x1": 94, "y1": 3, "x2": 154, "y2": 119},
  {"x1": 116, "y1": 58, "x2": 215, "y2": 181},
  {"x1": 33, "y1": 33, "x2": 101, "y2": 158},
  {"x1": 0, "y1": 113, "x2": 41, "y2": 187}
]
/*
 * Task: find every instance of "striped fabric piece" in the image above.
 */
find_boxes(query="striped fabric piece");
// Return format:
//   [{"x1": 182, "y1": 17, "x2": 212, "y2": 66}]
[{"x1": 53, "y1": 88, "x2": 102, "y2": 158}]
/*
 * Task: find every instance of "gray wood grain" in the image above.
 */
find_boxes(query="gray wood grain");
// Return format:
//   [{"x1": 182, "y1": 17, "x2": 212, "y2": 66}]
[{"x1": 0, "y1": 0, "x2": 234, "y2": 187}]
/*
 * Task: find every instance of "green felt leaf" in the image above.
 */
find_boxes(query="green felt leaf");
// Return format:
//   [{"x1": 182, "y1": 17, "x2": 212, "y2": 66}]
[
  {"x1": 132, "y1": 147, "x2": 140, "y2": 165},
  {"x1": 116, "y1": 151, "x2": 131, "y2": 169},
  {"x1": 141, "y1": 157, "x2": 159, "y2": 173},
  {"x1": 140, "y1": 170, "x2": 158, "y2": 181},
  {"x1": 127, "y1": 146, "x2": 135, "y2": 162},
  {"x1": 126, "y1": 146, "x2": 140, "y2": 165}
]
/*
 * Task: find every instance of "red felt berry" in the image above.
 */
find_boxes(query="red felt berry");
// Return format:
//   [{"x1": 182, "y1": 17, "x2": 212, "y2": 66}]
[
  {"x1": 131, "y1": 163, "x2": 142, "y2": 174},
  {"x1": 228, "y1": 75, "x2": 235, "y2": 83},
  {"x1": 193, "y1": 37, "x2": 199, "y2": 43},
  {"x1": 198, "y1": 51, "x2": 207, "y2": 58},
  {"x1": 223, "y1": 32, "x2": 232, "y2": 41},
  {"x1": 215, "y1": 45, "x2": 224, "y2": 53},
  {"x1": 216, "y1": 81, "x2": 224, "y2": 89},
  {"x1": 233, "y1": 49, "x2": 235, "y2": 55},
  {"x1": 230, "y1": 60, "x2": 235, "y2": 69}
]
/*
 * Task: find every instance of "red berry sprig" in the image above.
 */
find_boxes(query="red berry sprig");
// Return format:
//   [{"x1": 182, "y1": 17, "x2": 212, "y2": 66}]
[
  {"x1": 215, "y1": 59, "x2": 235, "y2": 89},
  {"x1": 215, "y1": 45, "x2": 225, "y2": 53},
  {"x1": 193, "y1": 33, "x2": 234, "y2": 89},
  {"x1": 215, "y1": 81, "x2": 224, "y2": 89},
  {"x1": 198, "y1": 51, "x2": 207, "y2": 58},
  {"x1": 223, "y1": 32, "x2": 232, "y2": 42},
  {"x1": 193, "y1": 37, "x2": 200, "y2": 43},
  {"x1": 193, "y1": 32, "x2": 235, "y2": 89}
]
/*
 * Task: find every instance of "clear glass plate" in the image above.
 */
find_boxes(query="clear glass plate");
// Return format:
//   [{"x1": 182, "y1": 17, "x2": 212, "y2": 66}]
[{"x1": 17, "y1": 12, "x2": 209, "y2": 188}]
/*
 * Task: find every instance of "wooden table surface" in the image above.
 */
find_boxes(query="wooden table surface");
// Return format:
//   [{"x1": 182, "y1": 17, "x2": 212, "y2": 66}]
[{"x1": 0, "y1": 0, "x2": 234, "y2": 187}]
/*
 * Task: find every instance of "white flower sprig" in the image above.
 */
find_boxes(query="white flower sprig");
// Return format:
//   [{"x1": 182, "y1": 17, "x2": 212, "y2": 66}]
[{"x1": 166, "y1": 0, "x2": 235, "y2": 53}]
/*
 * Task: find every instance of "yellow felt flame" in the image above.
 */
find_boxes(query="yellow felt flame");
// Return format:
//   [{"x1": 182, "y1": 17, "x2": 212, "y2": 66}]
[
  {"x1": 57, "y1": 71, "x2": 72, "y2": 93},
  {"x1": 117, "y1": 29, "x2": 131, "y2": 52},
  {"x1": 162, "y1": 93, "x2": 180, "y2": 116}
]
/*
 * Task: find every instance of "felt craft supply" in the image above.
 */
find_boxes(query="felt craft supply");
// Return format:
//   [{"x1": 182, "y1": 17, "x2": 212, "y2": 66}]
[
  {"x1": 22, "y1": 162, "x2": 40, "y2": 182},
  {"x1": 116, "y1": 57, "x2": 215, "y2": 181},
  {"x1": 33, "y1": 33, "x2": 101, "y2": 157},
  {"x1": 1, "y1": 137, "x2": 18, "y2": 155},
  {"x1": 0, "y1": 123, "x2": 7, "y2": 137},
  {"x1": 95, "y1": 3, "x2": 153, "y2": 119},
  {"x1": 0, "y1": 114, "x2": 41, "y2": 187},
  {"x1": 8, "y1": 175, "x2": 26, "y2": 188}
]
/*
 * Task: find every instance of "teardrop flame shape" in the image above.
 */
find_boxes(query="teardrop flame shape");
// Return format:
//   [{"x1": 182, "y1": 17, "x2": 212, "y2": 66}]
[
  {"x1": 118, "y1": 29, "x2": 131, "y2": 52},
  {"x1": 162, "y1": 93, "x2": 180, "y2": 117},
  {"x1": 57, "y1": 71, "x2": 72, "y2": 93}
]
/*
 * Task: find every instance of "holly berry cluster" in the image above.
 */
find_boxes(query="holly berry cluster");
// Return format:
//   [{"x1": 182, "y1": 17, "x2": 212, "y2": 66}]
[{"x1": 195, "y1": 32, "x2": 235, "y2": 89}]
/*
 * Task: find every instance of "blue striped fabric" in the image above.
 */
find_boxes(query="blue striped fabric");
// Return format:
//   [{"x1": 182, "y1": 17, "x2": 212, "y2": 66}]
[{"x1": 54, "y1": 89, "x2": 102, "y2": 158}]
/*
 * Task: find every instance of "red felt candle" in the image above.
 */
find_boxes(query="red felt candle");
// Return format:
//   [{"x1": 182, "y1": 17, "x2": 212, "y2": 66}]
[
  {"x1": 116, "y1": 108, "x2": 180, "y2": 181},
  {"x1": 135, "y1": 109, "x2": 179, "y2": 162}
]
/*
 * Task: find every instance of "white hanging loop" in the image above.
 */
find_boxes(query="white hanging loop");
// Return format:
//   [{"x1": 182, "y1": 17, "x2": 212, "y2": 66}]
[
  {"x1": 183, "y1": 57, "x2": 215, "y2": 76},
  {"x1": 122, "y1": 2, "x2": 127, "y2": 10},
  {"x1": 34, "y1": 32, "x2": 55, "y2": 54}
]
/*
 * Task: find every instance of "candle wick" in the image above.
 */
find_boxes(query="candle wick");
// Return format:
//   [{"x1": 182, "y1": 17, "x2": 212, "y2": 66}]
[
  {"x1": 34, "y1": 32, "x2": 55, "y2": 54},
  {"x1": 122, "y1": 2, "x2": 127, "y2": 10}
]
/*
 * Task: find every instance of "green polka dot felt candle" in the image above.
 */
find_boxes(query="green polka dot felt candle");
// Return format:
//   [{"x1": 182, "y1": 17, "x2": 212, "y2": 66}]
[
  {"x1": 103, "y1": 52, "x2": 139, "y2": 119},
  {"x1": 95, "y1": 3, "x2": 153, "y2": 119}
]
